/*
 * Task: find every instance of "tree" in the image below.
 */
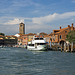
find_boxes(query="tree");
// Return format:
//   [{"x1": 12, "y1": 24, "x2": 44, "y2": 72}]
[
  {"x1": 0, "y1": 33, "x2": 5, "y2": 36},
  {"x1": 66, "y1": 31, "x2": 75, "y2": 43}
]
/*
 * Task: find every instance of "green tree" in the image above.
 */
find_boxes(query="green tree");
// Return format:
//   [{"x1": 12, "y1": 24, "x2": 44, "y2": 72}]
[
  {"x1": 0, "y1": 33, "x2": 5, "y2": 36},
  {"x1": 66, "y1": 31, "x2": 75, "y2": 43}
]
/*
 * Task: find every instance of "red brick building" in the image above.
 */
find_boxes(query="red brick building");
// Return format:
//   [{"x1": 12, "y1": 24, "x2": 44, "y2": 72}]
[{"x1": 49, "y1": 23, "x2": 75, "y2": 45}]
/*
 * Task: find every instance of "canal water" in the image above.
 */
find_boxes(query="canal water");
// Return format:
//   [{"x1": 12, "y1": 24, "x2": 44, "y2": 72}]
[{"x1": 0, "y1": 47, "x2": 75, "y2": 75}]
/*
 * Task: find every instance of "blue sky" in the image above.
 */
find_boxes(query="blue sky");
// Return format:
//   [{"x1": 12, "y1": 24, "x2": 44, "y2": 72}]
[{"x1": 0, "y1": 0, "x2": 75, "y2": 35}]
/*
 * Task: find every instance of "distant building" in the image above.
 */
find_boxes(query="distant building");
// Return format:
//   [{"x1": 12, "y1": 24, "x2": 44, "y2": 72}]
[
  {"x1": 44, "y1": 35, "x2": 50, "y2": 44},
  {"x1": 17, "y1": 33, "x2": 36, "y2": 46},
  {"x1": 19, "y1": 23, "x2": 25, "y2": 34},
  {"x1": 17, "y1": 36, "x2": 22, "y2": 45},
  {"x1": 4, "y1": 35, "x2": 17, "y2": 46},
  {"x1": 21, "y1": 34, "x2": 28, "y2": 45},
  {"x1": 0, "y1": 35, "x2": 5, "y2": 45},
  {"x1": 0, "y1": 35, "x2": 18, "y2": 46}
]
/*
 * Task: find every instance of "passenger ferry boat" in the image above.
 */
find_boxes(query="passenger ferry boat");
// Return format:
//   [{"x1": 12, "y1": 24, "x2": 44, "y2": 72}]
[{"x1": 27, "y1": 36, "x2": 47, "y2": 51}]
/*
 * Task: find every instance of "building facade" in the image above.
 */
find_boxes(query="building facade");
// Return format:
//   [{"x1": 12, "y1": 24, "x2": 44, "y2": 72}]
[
  {"x1": 0, "y1": 35, "x2": 18, "y2": 46},
  {"x1": 4, "y1": 35, "x2": 17, "y2": 46},
  {"x1": 21, "y1": 34, "x2": 28, "y2": 45},
  {"x1": 0, "y1": 35, "x2": 5, "y2": 46},
  {"x1": 49, "y1": 23, "x2": 75, "y2": 45}
]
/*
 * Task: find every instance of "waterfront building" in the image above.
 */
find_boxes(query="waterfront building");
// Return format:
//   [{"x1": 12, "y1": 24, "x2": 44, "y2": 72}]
[
  {"x1": 44, "y1": 35, "x2": 50, "y2": 44},
  {"x1": 27, "y1": 33, "x2": 36, "y2": 42},
  {"x1": 17, "y1": 33, "x2": 35, "y2": 46},
  {"x1": 19, "y1": 23, "x2": 25, "y2": 34},
  {"x1": 4, "y1": 35, "x2": 17, "y2": 46},
  {"x1": 17, "y1": 36, "x2": 22, "y2": 45},
  {"x1": 0, "y1": 35, "x2": 5, "y2": 45},
  {"x1": 49, "y1": 23, "x2": 75, "y2": 46},
  {"x1": 21, "y1": 34, "x2": 28, "y2": 45}
]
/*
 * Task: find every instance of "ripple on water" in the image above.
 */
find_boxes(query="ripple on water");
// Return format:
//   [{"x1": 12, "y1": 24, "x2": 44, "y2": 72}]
[{"x1": 0, "y1": 48, "x2": 75, "y2": 75}]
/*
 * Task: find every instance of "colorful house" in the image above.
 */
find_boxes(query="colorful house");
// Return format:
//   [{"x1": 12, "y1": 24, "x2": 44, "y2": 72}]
[
  {"x1": 17, "y1": 33, "x2": 36, "y2": 46},
  {"x1": 21, "y1": 34, "x2": 28, "y2": 45},
  {"x1": 27, "y1": 33, "x2": 36, "y2": 42}
]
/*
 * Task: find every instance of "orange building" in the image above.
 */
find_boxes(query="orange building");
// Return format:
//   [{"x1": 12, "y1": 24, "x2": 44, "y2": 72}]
[
  {"x1": 17, "y1": 33, "x2": 36, "y2": 46},
  {"x1": 27, "y1": 33, "x2": 36, "y2": 42},
  {"x1": 49, "y1": 23, "x2": 75, "y2": 45},
  {"x1": 21, "y1": 34, "x2": 28, "y2": 45},
  {"x1": 18, "y1": 36, "x2": 23, "y2": 45}
]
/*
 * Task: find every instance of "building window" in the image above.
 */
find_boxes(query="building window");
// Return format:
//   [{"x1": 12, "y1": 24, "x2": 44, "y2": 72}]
[
  {"x1": 53, "y1": 38, "x2": 55, "y2": 41},
  {"x1": 65, "y1": 31, "x2": 67, "y2": 33},
  {"x1": 24, "y1": 37, "x2": 26, "y2": 39},
  {"x1": 60, "y1": 35, "x2": 62, "y2": 39}
]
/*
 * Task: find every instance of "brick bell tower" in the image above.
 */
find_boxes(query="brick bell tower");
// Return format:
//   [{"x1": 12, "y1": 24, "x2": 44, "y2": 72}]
[{"x1": 19, "y1": 22, "x2": 25, "y2": 34}]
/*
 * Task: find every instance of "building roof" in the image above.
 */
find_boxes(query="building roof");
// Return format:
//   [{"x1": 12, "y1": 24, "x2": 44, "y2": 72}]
[
  {"x1": 56, "y1": 27, "x2": 69, "y2": 34},
  {"x1": 44, "y1": 35, "x2": 49, "y2": 37},
  {"x1": 40, "y1": 32, "x2": 48, "y2": 35},
  {"x1": 49, "y1": 26, "x2": 71, "y2": 36},
  {"x1": 27, "y1": 33, "x2": 36, "y2": 36}
]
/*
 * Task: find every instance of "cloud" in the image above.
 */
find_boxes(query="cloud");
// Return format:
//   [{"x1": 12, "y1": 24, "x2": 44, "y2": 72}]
[
  {"x1": 72, "y1": 0, "x2": 75, "y2": 3},
  {"x1": 1, "y1": 12, "x2": 75, "y2": 26},
  {"x1": 5, "y1": 18, "x2": 24, "y2": 25},
  {"x1": 32, "y1": 12, "x2": 75, "y2": 24},
  {"x1": 26, "y1": 23, "x2": 52, "y2": 33},
  {"x1": 0, "y1": 11, "x2": 75, "y2": 35}
]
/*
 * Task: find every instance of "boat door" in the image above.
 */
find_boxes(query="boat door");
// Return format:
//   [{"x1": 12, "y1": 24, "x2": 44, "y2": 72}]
[{"x1": 35, "y1": 43, "x2": 37, "y2": 48}]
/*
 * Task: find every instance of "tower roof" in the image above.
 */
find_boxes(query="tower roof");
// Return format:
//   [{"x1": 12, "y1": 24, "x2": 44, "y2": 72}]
[{"x1": 20, "y1": 22, "x2": 24, "y2": 24}]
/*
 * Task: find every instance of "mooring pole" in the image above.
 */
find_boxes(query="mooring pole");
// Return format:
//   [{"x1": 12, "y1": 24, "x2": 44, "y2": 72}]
[
  {"x1": 61, "y1": 44, "x2": 62, "y2": 52},
  {"x1": 71, "y1": 42, "x2": 73, "y2": 52}
]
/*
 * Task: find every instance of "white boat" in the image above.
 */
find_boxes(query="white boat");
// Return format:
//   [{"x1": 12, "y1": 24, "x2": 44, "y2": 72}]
[
  {"x1": 0, "y1": 45, "x2": 3, "y2": 48},
  {"x1": 27, "y1": 36, "x2": 47, "y2": 51}
]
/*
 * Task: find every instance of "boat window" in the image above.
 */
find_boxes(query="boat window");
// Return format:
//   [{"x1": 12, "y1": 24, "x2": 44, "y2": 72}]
[
  {"x1": 37, "y1": 43, "x2": 46, "y2": 45},
  {"x1": 40, "y1": 43, "x2": 46, "y2": 45},
  {"x1": 28, "y1": 44, "x2": 34, "y2": 46},
  {"x1": 35, "y1": 38, "x2": 39, "y2": 40},
  {"x1": 40, "y1": 38, "x2": 43, "y2": 40},
  {"x1": 35, "y1": 38, "x2": 43, "y2": 40}
]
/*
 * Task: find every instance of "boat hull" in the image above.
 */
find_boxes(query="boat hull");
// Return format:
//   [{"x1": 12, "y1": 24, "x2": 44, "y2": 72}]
[{"x1": 27, "y1": 45, "x2": 47, "y2": 51}]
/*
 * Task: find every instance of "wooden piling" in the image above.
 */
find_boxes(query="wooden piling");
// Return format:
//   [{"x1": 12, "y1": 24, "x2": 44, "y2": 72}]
[
  {"x1": 61, "y1": 44, "x2": 63, "y2": 52},
  {"x1": 64, "y1": 43, "x2": 66, "y2": 51},
  {"x1": 67, "y1": 44, "x2": 70, "y2": 52},
  {"x1": 71, "y1": 42, "x2": 73, "y2": 52}
]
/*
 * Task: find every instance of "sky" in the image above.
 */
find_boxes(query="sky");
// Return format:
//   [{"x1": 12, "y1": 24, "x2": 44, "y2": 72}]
[{"x1": 0, "y1": 0, "x2": 75, "y2": 35}]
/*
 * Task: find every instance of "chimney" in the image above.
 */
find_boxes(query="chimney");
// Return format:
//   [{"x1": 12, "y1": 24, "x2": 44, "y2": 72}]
[
  {"x1": 71, "y1": 23, "x2": 74, "y2": 31},
  {"x1": 60, "y1": 26, "x2": 61, "y2": 29},
  {"x1": 72, "y1": 23, "x2": 73, "y2": 27}
]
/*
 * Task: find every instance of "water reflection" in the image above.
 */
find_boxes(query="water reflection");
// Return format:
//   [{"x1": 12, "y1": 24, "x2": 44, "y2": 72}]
[{"x1": 31, "y1": 50, "x2": 45, "y2": 54}]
